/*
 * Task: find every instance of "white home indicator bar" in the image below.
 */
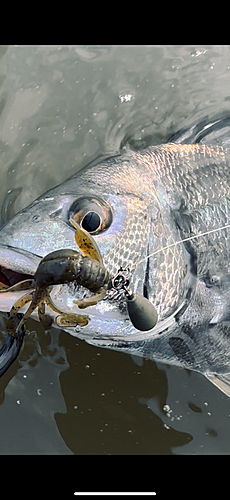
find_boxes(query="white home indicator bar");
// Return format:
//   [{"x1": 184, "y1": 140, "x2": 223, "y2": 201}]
[{"x1": 74, "y1": 494, "x2": 156, "y2": 496}]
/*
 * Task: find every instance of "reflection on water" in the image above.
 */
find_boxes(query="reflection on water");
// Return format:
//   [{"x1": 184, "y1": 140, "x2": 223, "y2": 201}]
[
  {"x1": 1, "y1": 45, "x2": 230, "y2": 454},
  {"x1": 55, "y1": 330, "x2": 192, "y2": 454},
  {"x1": 0, "y1": 317, "x2": 71, "y2": 454}
]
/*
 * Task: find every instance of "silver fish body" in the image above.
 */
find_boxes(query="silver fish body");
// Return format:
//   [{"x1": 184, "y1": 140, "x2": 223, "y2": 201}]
[{"x1": 1, "y1": 143, "x2": 230, "y2": 395}]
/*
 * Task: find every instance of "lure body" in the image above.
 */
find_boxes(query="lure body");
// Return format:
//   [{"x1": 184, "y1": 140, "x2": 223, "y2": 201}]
[
  {"x1": 3, "y1": 222, "x2": 113, "y2": 335},
  {"x1": 34, "y1": 249, "x2": 111, "y2": 292}
]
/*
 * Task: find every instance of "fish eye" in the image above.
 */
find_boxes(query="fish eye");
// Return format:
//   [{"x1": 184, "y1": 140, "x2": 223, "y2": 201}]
[
  {"x1": 82, "y1": 211, "x2": 101, "y2": 232},
  {"x1": 68, "y1": 196, "x2": 113, "y2": 235}
]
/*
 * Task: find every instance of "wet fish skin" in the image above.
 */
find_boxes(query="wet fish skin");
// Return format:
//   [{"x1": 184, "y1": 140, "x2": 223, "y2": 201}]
[
  {"x1": 1, "y1": 143, "x2": 230, "y2": 393},
  {"x1": 135, "y1": 144, "x2": 230, "y2": 283},
  {"x1": 0, "y1": 147, "x2": 195, "y2": 322}
]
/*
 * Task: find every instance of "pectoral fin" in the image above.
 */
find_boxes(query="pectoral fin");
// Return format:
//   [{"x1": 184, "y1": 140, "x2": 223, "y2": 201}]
[{"x1": 205, "y1": 372, "x2": 230, "y2": 398}]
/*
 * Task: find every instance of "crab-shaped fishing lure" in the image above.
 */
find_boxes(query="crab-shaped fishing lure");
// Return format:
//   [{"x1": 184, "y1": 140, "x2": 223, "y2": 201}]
[{"x1": 0, "y1": 219, "x2": 112, "y2": 335}]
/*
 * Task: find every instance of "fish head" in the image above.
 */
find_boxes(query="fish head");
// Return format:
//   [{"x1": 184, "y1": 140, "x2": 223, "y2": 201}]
[{"x1": 0, "y1": 152, "x2": 193, "y2": 347}]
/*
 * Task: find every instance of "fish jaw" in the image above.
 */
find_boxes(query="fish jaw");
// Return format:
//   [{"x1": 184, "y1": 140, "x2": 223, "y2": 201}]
[
  {"x1": 0, "y1": 244, "x2": 39, "y2": 311},
  {"x1": 0, "y1": 243, "x2": 131, "y2": 328},
  {"x1": 0, "y1": 238, "x2": 159, "y2": 340},
  {"x1": 0, "y1": 259, "x2": 144, "y2": 338},
  {"x1": 0, "y1": 223, "x2": 151, "y2": 337}
]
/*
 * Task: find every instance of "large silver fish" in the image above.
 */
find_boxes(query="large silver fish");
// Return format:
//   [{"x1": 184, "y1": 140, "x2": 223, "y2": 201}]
[{"x1": 1, "y1": 139, "x2": 230, "y2": 396}]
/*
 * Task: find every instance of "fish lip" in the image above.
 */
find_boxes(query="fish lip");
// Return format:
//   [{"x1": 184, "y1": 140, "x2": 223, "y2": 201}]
[{"x1": 0, "y1": 244, "x2": 41, "y2": 287}]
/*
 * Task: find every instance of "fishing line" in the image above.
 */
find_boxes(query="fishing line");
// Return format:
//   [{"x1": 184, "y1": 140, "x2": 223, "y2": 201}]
[
  {"x1": 116, "y1": 221, "x2": 230, "y2": 331},
  {"x1": 132, "y1": 222, "x2": 230, "y2": 272}
]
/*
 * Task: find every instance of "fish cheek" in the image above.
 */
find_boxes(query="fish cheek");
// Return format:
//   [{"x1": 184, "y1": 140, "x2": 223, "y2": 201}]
[{"x1": 103, "y1": 201, "x2": 152, "y2": 276}]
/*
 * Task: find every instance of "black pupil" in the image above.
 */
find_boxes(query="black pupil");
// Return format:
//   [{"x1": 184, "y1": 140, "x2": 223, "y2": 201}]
[{"x1": 82, "y1": 212, "x2": 101, "y2": 232}]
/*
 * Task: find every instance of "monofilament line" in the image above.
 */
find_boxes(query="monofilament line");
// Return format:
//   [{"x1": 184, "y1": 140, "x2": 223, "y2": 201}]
[{"x1": 135, "y1": 222, "x2": 230, "y2": 269}]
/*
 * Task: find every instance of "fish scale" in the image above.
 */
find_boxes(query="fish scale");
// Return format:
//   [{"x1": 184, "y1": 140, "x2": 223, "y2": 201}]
[{"x1": 135, "y1": 144, "x2": 230, "y2": 291}]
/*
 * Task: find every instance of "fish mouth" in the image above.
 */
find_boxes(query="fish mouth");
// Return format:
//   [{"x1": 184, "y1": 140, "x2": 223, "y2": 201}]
[
  {"x1": 0, "y1": 244, "x2": 127, "y2": 326},
  {"x1": 0, "y1": 265, "x2": 34, "y2": 288},
  {"x1": 0, "y1": 244, "x2": 157, "y2": 340},
  {"x1": 0, "y1": 244, "x2": 41, "y2": 310}
]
